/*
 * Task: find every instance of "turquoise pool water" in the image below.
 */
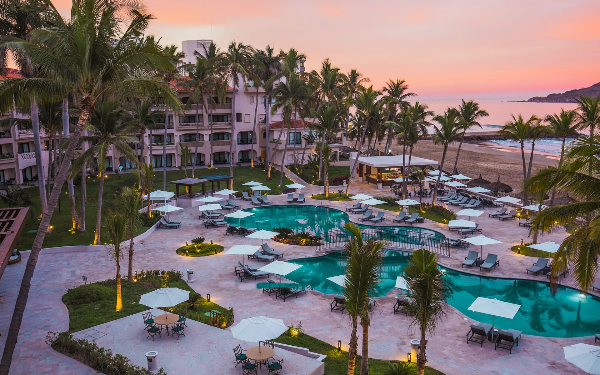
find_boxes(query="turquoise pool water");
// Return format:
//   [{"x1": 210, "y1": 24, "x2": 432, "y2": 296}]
[{"x1": 283, "y1": 252, "x2": 600, "y2": 338}]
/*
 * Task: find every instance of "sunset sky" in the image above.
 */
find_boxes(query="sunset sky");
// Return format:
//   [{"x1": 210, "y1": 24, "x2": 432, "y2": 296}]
[{"x1": 54, "y1": 0, "x2": 600, "y2": 100}]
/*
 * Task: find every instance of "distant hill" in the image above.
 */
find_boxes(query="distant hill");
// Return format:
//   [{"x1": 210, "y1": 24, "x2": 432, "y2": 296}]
[{"x1": 526, "y1": 82, "x2": 600, "y2": 103}]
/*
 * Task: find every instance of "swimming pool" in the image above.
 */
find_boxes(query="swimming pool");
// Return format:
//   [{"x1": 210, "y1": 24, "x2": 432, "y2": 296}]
[{"x1": 283, "y1": 252, "x2": 600, "y2": 338}]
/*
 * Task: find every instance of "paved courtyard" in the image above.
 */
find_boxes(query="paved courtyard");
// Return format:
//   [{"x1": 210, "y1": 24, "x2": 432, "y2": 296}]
[{"x1": 0, "y1": 173, "x2": 595, "y2": 375}]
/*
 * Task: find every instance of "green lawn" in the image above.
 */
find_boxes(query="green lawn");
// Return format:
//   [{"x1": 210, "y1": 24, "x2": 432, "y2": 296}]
[
  {"x1": 511, "y1": 243, "x2": 555, "y2": 258},
  {"x1": 311, "y1": 193, "x2": 353, "y2": 202},
  {"x1": 372, "y1": 200, "x2": 456, "y2": 224},
  {"x1": 292, "y1": 165, "x2": 349, "y2": 186},
  {"x1": 9, "y1": 167, "x2": 292, "y2": 250}
]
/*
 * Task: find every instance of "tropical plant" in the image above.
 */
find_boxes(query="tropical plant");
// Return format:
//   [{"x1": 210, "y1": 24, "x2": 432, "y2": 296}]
[
  {"x1": 341, "y1": 69, "x2": 369, "y2": 129},
  {"x1": 0, "y1": 183, "x2": 35, "y2": 208},
  {"x1": 137, "y1": 163, "x2": 155, "y2": 218},
  {"x1": 179, "y1": 144, "x2": 191, "y2": 178},
  {"x1": 431, "y1": 109, "x2": 462, "y2": 204},
  {"x1": 383, "y1": 79, "x2": 416, "y2": 154},
  {"x1": 105, "y1": 212, "x2": 127, "y2": 311},
  {"x1": 125, "y1": 98, "x2": 163, "y2": 167},
  {"x1": 342, "y1": 222, "x2": 384, "y2": 375},
  {"x1": 117, "y1": 187, "x2": 141, "y2": 283},
  {"x1": 545, "y1": 109, "x2": 579, "y2": 205},
  {"x1": 575, "y1": 95, "x2": 600, "y2": 136},
  {"x1": 403, "y1": 249, "x2": 450, "y2": 375},
  {"x1": 452, "y1": 100, "x2": 489, "y2": 174},
  {"x1": 312, "y1": 105, "x2": 342, "y2": 196}
]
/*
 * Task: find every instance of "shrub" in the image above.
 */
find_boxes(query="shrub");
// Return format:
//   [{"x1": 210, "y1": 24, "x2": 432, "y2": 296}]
[
  {"x1": 331, "y1": 176, "x2": 348, "y2": 185},
  {"x1": 191, "y1": 237, "x2": 205, "y2": 245},
  {"x1": 425, "y1": 205, "x2": 456, "y2": 221},
  {"x1": 384, "y1": 362, "x2": 414, "y2": 375},
  {"x1": 63, "y1": 284, "x2": 114, "y2": 305},
  {"x1": 138, "y1": 213, "x2": 160, "y2": 227},
  {"x1": 273, "y1": 227, "x2": 294, "y2": 239},
  {"x1": 273, "y1": 228, "x2": 322, "y2": 246},
  {"x1": 134, "y1": 269, "x2": 182, "y2": 283},
  {"x1": 176, "y1": 243, "x2": 224, "y2": 257},
  {"x1": 375, "y1": 196, "x2": 399, "y2": 206}
]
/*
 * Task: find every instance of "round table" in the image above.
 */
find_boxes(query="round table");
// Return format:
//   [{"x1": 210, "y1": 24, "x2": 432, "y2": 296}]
[
  {"x1": 246, "y1": 346, "x2": 275, "y2": 367},
  {"x1": 154, "y1": 313, "x2": 179, "y2": 335}
]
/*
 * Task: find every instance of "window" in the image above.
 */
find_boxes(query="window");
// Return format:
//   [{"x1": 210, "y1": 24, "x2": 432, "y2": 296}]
[
  {"x1": 179, "y1": 115, "x2": 197, "y2": 124},
  {"x1": 213, "y1": 152, "x2": 229, "y2": 164},
  {"x1": 119, "y1": 157, "x2": 135, "y2": 170},
  {"x1": 237, "y1": 132, "x2": 253, "y2": 145},
  {"x1": 209, "y1": 114, "x2": 229, "y2": 123},
  {"x1": 288, "y1": 132, "x2": 302, "y2": 145},
  {"x1": 244, "y1": 114, "x2": 251, "y2": 123},
  {"x1": 181, "y1": 97, "x2": 189, "y2": 104},
  {"x1": 189, "y1": 153, "x2": 205, "y2": 166},
  {"x1": 263, "y1": 131, "x2": 266, "y2": 139},
  {"x1": 259, "y1": 114, "x2": 265, "y2": 123},
  {"x1": 225, "y1": 97, "x2": 232, "y2": 104},
  {"x1": 180, "y1": 133, "x2": 203, "y2": 142},
  {"x1": 18, "y1": 143, "x2": 30, "y2": 154},
  {"x1": 0, "y1": 170, "x2": 5, "y2": 183},
  {"x1": 236, "y1": 113, "x2": 242, "y2": 122},
  {"x1": 209, "y1": 132, "x2": 230, "y2": 141},
  {"x1": 105, "y1": 157, "x2": 113, "y2": 170},
  {"x1": 21, "y1": 166, "x2": 33, "y2": 181},
  {"x1": 238, "y1": 150, "x2": 251, "y2": 163},
  {"x1": 250, "y1": 96, "x2": 254, "y2": 104}
]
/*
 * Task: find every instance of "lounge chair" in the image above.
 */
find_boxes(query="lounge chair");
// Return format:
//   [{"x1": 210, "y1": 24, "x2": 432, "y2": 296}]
[
  {"x1": 262, "y1": 279, "x2": 280, "y2": 295},
  {"x1": 392, "y1": 212, "x2": 407, "y2": 223},
  {"x1": 404, "y1": 213, "x2": 420, "y2": 225},
  {"x1": 165, "y1": 217, "x2": 181, "y2": 225},
  {"x1": 346, "y1": 202, "x2": 361, "y2": 211},
  {"x1": 351, "y1": 205, "x2": 369, "y2": 214},
  {"x1": 261, "y1": 196, "x2": 272, "y2": 205},
  {"x1": 480, "y1": 254, "x2": 499, "y2": 271},
  {"x1": 462, "y1": 250, "x2": 480, "y2": 268},
  {"x1": 447, "y1": 195, "x2": 465, "y2": 204},
  {"x1": 494, "y1": 329, "x2": 522, "y2": 353},
  {"x1": 238, "y1": 227, "x2": 256, "y2": 235},
  {"x1": 489, "y1": 207, "x2": 507, "y2": 217},
  {"x1": 227, "y1": 199, "x2": 241, "y2": 208},
  {"x1": 526, "y1": 257, "x2": 548, "y2": 275},
  {"x1": 498, "y1": 210, "x2": 516, "y2": 221},
  {"x1": 204, "y1": 219, "x2": 227, "y2": 228},
  {"x1": 330, "y1": 295, "x2": 346, "y2": 312},
  {"x1": 236, "y1": 261, "x2": 260, "y2": 276},
  {"x1": 446, "y1": 237, "x2": 469, "y2": 248},
  {"x1": 450, "y1": 197, "x2": 469, "y2": 206},
  {"x1": 393, "y1": 294, "x2": 410, "y2": 315},
  {"x1": 297, "y1": 194, "x2": 305, "y2": 203},
  {"x1": 463, "y1": 200, "x2": 482, "y2": 209},
  {"x1": 239, "y1": 263, "x2": 270, "y2": 281},
  {"x1": 276, "y1": 285, "x2": 306, "y2": 301},
  {"x1": 438, "y1": 193, "x2": 456, "y2": 201},
  {"x1": 226, "y1": 225, "x2": 240, "y2": 235},
  {"x1": 459, "y1": 199, "x2": 477, "y2": 207},
  {"x1": 519, "y1": 218, "x2": 533, "y2": 227},
  {"x1": 348, "y1": 203, "x2": 364, "y2": 213},
  {"x1": 242, "y1": 192, "x2": 252, "y2": 201},
  {"x1": 254, "y1": 191, "x2": 261, "y2": 197},
  {"x1": 287, "y1": 194, "x2": 296, "y2": 203},
  {"x1": 593, "y1": 285, "x2": 600, "y2": 292},
  {"x1": 466, "y1": 323, "x2": 492, "y2": 346},
  {"x1": 251, "y1": 196, "x2": 262, "y2": 206},
  {"x1": 369, "y1": 212, "x2": 385, "y2": 223},
  {"x1": 359, "y1": 210, "x2": 374, "y2": 221},
  {"x1": 248, "y1": 250, "x2": 274, "y2": 262},
  {"x1": 219, "y1": 201, "x2": 234, "y2": 210},
  {"x1": 458, "y1": 223, "x2": 481, "y2": 235},
  {"x1": 200, "y1": 210, "x2": 221, "y2": 220},
  {"x1": 158, "y1": 217, "x2": 180, "y2": 229},
  {"x1": 262, "y1": 243, "x2": 283, "y2": 259}
]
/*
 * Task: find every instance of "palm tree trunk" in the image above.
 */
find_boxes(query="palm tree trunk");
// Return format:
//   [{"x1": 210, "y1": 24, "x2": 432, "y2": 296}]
[
  {"x1": 128, "y1": 232, "x2": 134, "y2": 283},
  {"x1": 265, "y1": 97, "x2": 271, "y2": 171},
  {"x1": 149, "y1": 127, "x2": 153, "y2": 166},
  {"x1": 279, "y1": 113, "x2": 294, "y2": 186},
  {"x1": 520, "y1": 142, "x2": 528, "y2": 204},
  {"x1": 63, "y1": 98, "x2": 79, "y2": 230},
  {"x1": 229, "y1": 82, "x2": 236, "y2": 189},
  {"x1": 79, "y1": 163, "x2": 87, "y2": 231},
  {"x1": 30, "y1": 99, "x2": 47, "y2": 214},
  {"x1": 431, "y1": 145, "x2": 448, "y2": 205},
  {"x1": 346, "y1": 115, "x2": 370, "y2": 196},
  {"x1": 267, "y1": 123, "x2": 285, "y2": 180},
  {"x1": 360, "y1": 314, "x2": 370, "y2": 375},
  {"x1": 192, "y1": 100, "x2": 200, "y2": 177},
  {"x1": 162, "y1": 107, "x2": 168, "y2": 190},
  {"x1": 417, "y1": 324, "x2": 427, "y2": 375},
  {"x1": 319, "y1": 131, "x2": 326, "y2": 182},
  {"x1": 402, "y1": 136, "x2": 408, "y2": 199},
  {"x1": 115, "y1": 262, "x2": 122, "y2": 311},
  {"x1": 251, "y1": 87, "x2": 259, "y2": 168},
  {"x1": 210, "y1": 103, "x2": 214, "y2": 168},
  {"x1": 94, "y1": 170, "x2": 105, "y2": 245},
  {"x1": 139, "y1": 130, "x2": 146, "y2": 165},
  {"x1": 45, "y1": 134, "x2": 53, "y2": 203},
  {"x1": 550, "y1": 137, "x2": 567, "y2": 206},
  {"x1": 0, "y1": 99, "x2": 93, "y2": 374},
  {"x1": 527, "y1": 140, "x2": 536, "y2": 179},
  {"x1": 347, "y1": 319, "x2": 358, "y2": 375},
  {"x1": 452, "y1": 130, "x2": 467, "y2": 174}
]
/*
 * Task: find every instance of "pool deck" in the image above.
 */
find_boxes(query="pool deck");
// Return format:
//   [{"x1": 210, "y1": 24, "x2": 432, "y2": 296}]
[{"x1": 0, "y1": 175, "x2": 594, "y2": 375}]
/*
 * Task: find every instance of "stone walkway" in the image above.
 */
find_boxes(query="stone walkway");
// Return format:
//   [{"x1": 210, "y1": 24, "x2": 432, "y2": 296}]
[{"x1": 0, "y1": 174, "x2": 594, "y2": 375}]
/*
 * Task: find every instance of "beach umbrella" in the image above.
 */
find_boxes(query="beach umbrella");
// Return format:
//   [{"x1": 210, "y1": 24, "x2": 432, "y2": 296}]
[
  {"x1": 360, "y1": 198, "x2": 387, "y2": 206},
  {"x1": 489, "y1": 177, "x2": 513, "y2": 194},
  {"x1": 327, "y1": 275, "x2": 347, "y2": 287},
  {"x1": 495, "y1": 196, "x2": 522, "y2": 205},
  {"x1": 428, "y1": 170, "x2": 446, "y2": 176},
  {"x1": 396, "y1": 199, "x2": 421, "y2": 206},
  {"x1": 521, "y1": 204, "x2": 547, "y2": 212},
  {"x1": 393, "y1": 177, "x2": 411, "y2": 183},
  {"x1": 214, "y1": 189, "x2": 237, "y2": 195},
  {"x1": 246, "y1": 230, "x2": 279, "y2": 243},
  {"x1": 139, "y1": 288, "x2": 190, "y2": 308},
  {"x1": 153, "y1": 204, "x2": 183, "y2": 213},
  {"x1": 242, "y1": 181, "x2": 262, "y2": 186},
  {"x1": 231, "y1": 316, "x2": 288, "y2": 348},
  {"x1": 349, "y1": 194, "x2": 373, "y2": 200},
  {"x1": 463, "y1": 235, "x2": 502, "y2": 258},
  {"x1": 564, "y1": 343, "x2": 600, "y2": 374},
  {"x1": 467, "y1": 174, "x2": 491, "y2": 188},
  {"x1": 467, "y1": 186, "x2": 491, "y2": 194},
  {"x1": 198, "y1": 204, "x2": 222, "y2": 212},
  {"x1": 286, "y1": 183, "x2": 305, "y2": 189},
  {"x1": 224, "y1": 245, "x2": 261, "y2": 265},
  {"x1": 448, "y1": 219, "x2": 477, "y2": 229},
  {"x1": 450, "y1": 174, "x2": 471, "y2": 180},
  {"x1": 438, "y1": 175, "x2": 452, "y2": 181},
  {"x1": 445, "y1": 181, "x2": 467, "y2": 188},
  {"x1": 528, "y1": 241, "x2": 560, "y2": 254},
  {"x1": 259, "y1": 261, "x2": 303, "y2": 285},
  {"x1": 395, "y1": 275, "x2": 409, "y2": 290},
  {"x1": 251, "y1": 185, "x2": 271, "y2": 191},
  {"x1": 456, "y1": 209, "x2": 484, "y2": 220},
  {"x1": 225, "y1": 210, "x2": 254, "y2": 226},
  {"x1": 196, "y1": 196, "x2": 223, "y2": 203},
  {"x1": 143, "y1": 190, "x2": 175, "y2": 201},
  {"x1": 468, "y1": 297, "x2": 520, "y2": 333}
]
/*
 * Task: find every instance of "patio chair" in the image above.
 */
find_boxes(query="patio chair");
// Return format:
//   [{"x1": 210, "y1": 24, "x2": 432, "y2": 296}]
[
  {"x1": 346, "y1": 202, "x2": 361, "y2": 211},
  {"x1": 233, "y1": 344, "x2": 247, "y2": 367},
  {"x1": 404, "y1": 213, "x2": 420, "y2": 225},
  {"x1": 462, "y1": 251, "x2": 480, "y2": 268},
  {"x1": 267, "y1": 358, "x2": 284, "y2": 375},
  {"x1": 459, "y1": 199, "x2": 477, "y2": 207},
  {"x1": 262, "y1": 243, "x2": 284, "y2": 259},
  {"x1": 251, "y1": 196, "x2": 262, "y2": 206},
  {"x1": 142, "y1": 311, "x2": 154, "y2": 330},
  {"x1": 498, "y1": 210, "x2": 517, "y2": 221},
  {"x1": 171, "y1": 322, "x2": 185, "y2": 340},
  {"x1": 480, "y1": 254, "x2": 499, "y2": 272},
  {"x1": 287, "y1": 194, "x2": 296, "y2": 203},
  {"x1": 438, "y1": 193, "x2": 456, "y2": 201},
  {"x1": 204, "y1": 219, "x2": 227, "y2": 228},
  {"x1": 276, "y1": 285, "x2": 306, "y2": 301},
  {"x1": 227, "y1": 199, "x2": 241, "y2": 208},
  {"x1": 248, "y1": 250, "x2": 274, "y2": 263},
  {"x1": 165, "y1": 217, "x2": 182, "y2": 225},
  {"x1": 392, "y1": 212, "x2": 407, "y2": 223},
  {"x1": 350, "y1": 204, "x2": 369, "y2": 213},
  {"x1": 219, "y1": 201, "x2": 234, "y2": 211},
  {"x1": 297, "y1": 194, "x2": 305, "y2": 203},
  {"x1": 242, "y1": 192, "x2": 251, "y2": 201},
  {"x1": 450, "y1": 197, "x2": 469, "y2": 206},
  {"x1": 359, "y1": 210, "x2": 374, "y2": 221},
  {"x1": 526, "y1": 257, "x2": 549, "y2": 275},
  {"x1": 369, "y1": 212, "x2": 385, "y2": 223},
  {"x1": 177, "y1": 313, "x2": 187, "y2": 327},
  {"x1": 239, "y1": 264, "x2": 270, "y2": 281},
  {"x1": 393, "y1": 295, "x2": 409, "y2": 315},
  {"x1": 458, "y1": 223, "x2": 481, "y2": 236},
  {"x1": 242, "y1": 360, "x2": 258, "y2": 375},
  {"x1": 260, "y1": 340, "x2": 275, "y2": 348},
  {"x1": 464, "y1": 200, "x2": 482, "y2": 209},
  {"x1": 489, "y1": 207, "x2": 507, "y2": 217},
  {"x1": 330, "y1": 295, "x2": 346, "y2": 312},
  {"x1": 261, "y1": 196, "x2": 272, "y2": 205},
  {"x1": 593, "y1": 285, "x2": 600, "y2": 292},
  {"x1": 466, "y1": 323, "x2": 492, "y2": 346},
  {"x1": 146, "y1": 325, "x2": 161, "y2": 341},
  {"x1": 200, "y1": 210, "x2": 221, "y2": 220},
  {"x1": 446, "y1": 237, "x2": 469, "y2": 248},
  {"x1": 519, "y1": 218, "x2": 533, "y2": 227},
  {"x1": 262, "y1": 279, "x2": 280, "y2": 296},
  {"x1": 494, "y1": 329, "x2": 521, "y2": 353},
  {"x1": 226, "y1": 225, "x2": 240, "y2": 235},
  {"x1": 158, "y1": 217, "x2": 180, "y2": 229}
]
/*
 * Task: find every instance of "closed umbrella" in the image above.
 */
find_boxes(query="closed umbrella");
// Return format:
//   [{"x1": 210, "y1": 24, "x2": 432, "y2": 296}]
[
  {"x1": 231, "y1": 316, "x2": 288, "y2": 350},
  {"x1": 243, "y1": 181, "x2": 262, "y2": 186},
  {"x1": 456, "y1": 209, "x2": 484, "y2": 220},
  {"x1": 196, "y1": 196, "x2": 223, "y2": 203},
  {"x1": 349, "y1": 194, "x2": 372, "y2": 200},
  {"x1": 214, "y1": 189, "x2": 237, "y2": 195},
  {"x1": 468, "y1": 297, "x2": 520, "y2": 333},
  {"x1": 139, "y1": 288, "x2": 190, "y2": 308},
  {"x1": 564, "y1": 343, "x2": 600, "y2": 374},
  {"x1": 463, "y1": 235, "x2": 502, "y2": 258}
]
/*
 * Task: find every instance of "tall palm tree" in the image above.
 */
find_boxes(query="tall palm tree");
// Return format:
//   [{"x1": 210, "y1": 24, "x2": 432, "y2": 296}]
[
  {"x1": 71, "y1": 99, "x2": 138, "y2": 245},
  {"x1": 342, "y1": 69, "x2": 369, "y2": 129},
  {"x1": 526, "y1": 135, "x2": 600, "y2": 291},
  {"x1": 452, "y1": 100, "x2": 489, "y2": 174},
  {"x1": 137, "y1": 163, "x2": 155, "y2": 218},
  {"x1": 312, "y1": 105, "x2": 342, "y2": 196},
  {"x1": 62, "y1": 97, "x2": 79, "y2": 231},
  {"x1": 223, "y1": 41, "x2": 253, "y2": 187},
  {"x1": 431, "y1": 109, "x2": 462, "y2": 204},
  {"x1": 106, "y1": 212, "x2": 127, "y2": 312},
  {"x1": 342, "y1": 222, "x2": 384, "y2": 375},
  {"x1": 346, "y1": 86, "x2": 382, "y2": 196},
  {"x1": 383, "y1": 79, "x2": 416, "y2": 155},
  {"x1": 246, "y1": 50, "x2": 265, "y2": 168},
  {"x1": 117, "y1": 187, "x2": 141, "y2": 283},
  {"x1": 403, "y1": 249, "x2": 450, "y2": 375},
  {"x1": 575, "y1": 95, "x2": 600, "y2": 136},
  {"x1": 0, "y1": 2, "x2": 180, "y2": 368},
  {"x1": 526, "y1": 118, "x2": 547, "y2": 180},
  {"x1": 403, "y1": 102, "x2": 432, "y2": 195},
  {"x1": 255, "y1": 46, "x2": 280, "y2": 171},
  {"x1": 125, "y1": 98, "x2": 163, "y2": 167},
  {"x1": 545, "y1": 110, "x2": 579, "y2": 205}
]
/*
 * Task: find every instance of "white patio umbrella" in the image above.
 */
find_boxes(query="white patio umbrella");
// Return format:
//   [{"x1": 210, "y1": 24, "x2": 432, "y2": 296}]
[
  {"x1": 395, "y1": 275, "x2": 409, "y2": 290},
  {"x1": 450, "y1": 174, "x2": 471, "y2": 180},
  {"x1": 448, "y1": 219, "x2": 477, "y2": 229},
  {"x1": 349, "y1": 194, "x2": 373, "y2": 200},
  {"x1": 468, "y1": 297, "x2": 520, "y2": 333},
  {"x1": 143, "y1": 190, "x2": 175, "y2": 201},
  {"x1": 327, "y1": 274, "x2": 347, "y2": 287},
  {"x1": 467, "y1": 186, "x2": 491, "y2": 194},
  {"x1": 242, "y1": 181, "x2": 262, "y2": 186},
  {"x1": 198, "y1": 204, "x2": 222, "y2": 212},
  {"x1": 251, "y1": 185, "x2": 271, "y2": 191},
  {"x1": 231, "y1": 316, "x2": 288, "y2": 350},
  {"x1": 438, "y1": 175, "x2": 452, "y2": 181},
  {"x1": 360, "y1": 198, "x2": 387, "y2": 206},
  {"x1": 286, "y1": 183, "x2": 305, "y2": 189},
  {"x1": 396, "y1": 199, "x2": 421, "y2": 206},
  {"x1": 139, "y1": 288, "x2": 190, "y2": 308},
  {"x1": 456, "y1": 209, "x2": 484, "y2": 220},
  {"x1": 495, "y1": 196, "x2": 522, "y2": 204},
  {"x1": 196, "y1": 196, "x2": 223, "y2": 203},
  {"x1": 463, "y1": 235, "x2": 502, "y2": 258},
  {"x1": 153, "y1": 204, "x2": 183, "y2": 213},
  {"x1": 259, "y1": 261, "x2": 303, "y2": 285},
  {"x1": 521, "y1": 204, "x2": 547, "y2": 212},
  {"x1": 214, "y1": 189, "x2": 237, "y2": 195},
  {"x1": 528, "y1": 241, "x2": 561, "y2": 254},
  {"x1": 428, "y1": 170, "x2": 446, "y2": 176},
  {"x1": 224, "y1": 210, "x2": 254, "y2": 226},
  {"x1": 445, "y1": 181, "x2": 467, "y2": 188},
  {"x1": 564, "y1": 343, "x2": 600, "y2": 375},
  {"x1": 246, "y1": 229, "x2": 280, "y2": 243},
  {"x1": 224, "y1": 245, "x2": 262, "y2": 265}
]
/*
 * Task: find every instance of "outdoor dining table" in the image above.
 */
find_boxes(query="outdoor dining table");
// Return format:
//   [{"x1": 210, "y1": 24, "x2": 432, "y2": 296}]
[
  {"x1": 246, "y1": 346, "x2": 275, "y2": 368},
  {"x1": 153, "y1": 313, "x2": 179, "y2": 336}
]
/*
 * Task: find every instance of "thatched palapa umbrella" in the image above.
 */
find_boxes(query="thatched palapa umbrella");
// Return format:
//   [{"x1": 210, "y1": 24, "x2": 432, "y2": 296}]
[
  {"x1": 467, "y1": 174, "x2": 491, "y2": 189},
  {"x1": 489, "y1": 177, "x2": 513, "y2": 194}
]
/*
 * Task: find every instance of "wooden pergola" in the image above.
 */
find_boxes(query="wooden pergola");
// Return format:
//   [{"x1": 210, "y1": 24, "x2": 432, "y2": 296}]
[
  {"x1": 170, "y1": 174, "x2": 233, "y2": 198},
  {"x1": 0, "y1": 207, "x2": 30, "y2": 279}
]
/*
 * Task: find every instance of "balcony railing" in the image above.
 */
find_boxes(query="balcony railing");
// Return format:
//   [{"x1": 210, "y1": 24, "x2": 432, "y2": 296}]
[
  {"x1": 213, "y1": 103, "x2": 232, "y2": 110},
  {"x1": 178, "y1": 122, "x2": 204, "y2": 127},
  {"x1": 237, "y1": 139, "x2": 255, "y2": 145}
]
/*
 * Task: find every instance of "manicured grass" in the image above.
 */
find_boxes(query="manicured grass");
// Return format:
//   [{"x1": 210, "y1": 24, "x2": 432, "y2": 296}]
[
  {"x1": 274, "y1": 331, "x2": 444, "y2": 375},
  {"x1": 8, "y1": 167, "x2": 292, "y2": 250},
  {"x1": 292, "y1": 165, "x2": 349, "y2": 186},
  {"x1": 373, "y1": 203, "x2": 456, "y2": 224},
  {"x1": 175, "y1": 243, "x2": 224, "y2": 257},
  {"x1": 311, "y1": 193, "x2": 352, "y2": 202},
  {"x1": 511, "y1": 243, "x2": 555, "y2": 258}
]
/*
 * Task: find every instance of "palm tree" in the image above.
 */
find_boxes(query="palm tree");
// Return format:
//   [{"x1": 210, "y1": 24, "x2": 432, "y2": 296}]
[
  {"x1": 71, "y1": 99, "x2": 138, "y2": 245},
  {"x1": 223, "y1": 41, "x2": 253, "y2": 188},
  {"x1": 575, "y1": 95, "x2": 600, "y2": 136},
  {"x1": 383, "y1": 79, "x2": 416, "y2": 156},
  {"x1": 452, "y1": 100, "x2": 489, "y2": 174},
  {"x1": 545, "y1": 110, "x2": 579, "y2": 205},
  {"x1": 255, "y1": 46, "x2": 280, "y2": 171},
  {"x1": 403, "y1": 249, "x2": 450, "y2": 375},
  {"x1": 312, "y1": 105, "x2": 342, "y2": 196},
  {"x1": 62, "y1": 98, "x2": 79, "y2": 231},
  {"x1": 342, "y1": 69, "x2": 369, "y2": 129},
  {"x1": 117, "y1": 187, "x2": 141, "y2": 283},
  {"x1": 342, "y1": 222, "x2": 384, "y2": 375},
  {"x1": 126, "y1": 98, "x2": 163, "y2": 167},
  {"x1": 431, "y1": 109, "x2": 462, "y2": 204},
  {"x1": 0, "y1": 2, "x2": 179, "y2": 369},
  {"x1": 179, "y1": 144, "x2": 191, "y2": 178},
  {"x1": 525, "y1": 135, "x2": 600, "y2": 291},
  {"x1": 105, "y1": 212, "x2": 127, "y2": 311},
  {"x1": 526, "y1": 118, "x2": 547, "y2": 180},
  {"x1": 346, "y1": 86, "x2": 382, "y2": 196},
  {"x1": 137, "y1": 163, "x2": 155, "y2": 218}
]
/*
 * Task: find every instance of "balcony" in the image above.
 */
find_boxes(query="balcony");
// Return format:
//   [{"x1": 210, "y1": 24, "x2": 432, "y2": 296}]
[
  {"x1": 0, "y1": 154, "x2": 15, "y2": 164},
  {"x1": 211, "y1": 140, "x2": 231, "y2": 147},
  {"x1": 237, "y1": 139, "x2": 256, "y2": 145},
  {"x1": 176, "y1": 122, "x2": 204, "y2": 131},
  {"x1": 180, "y1": 141, "x2": 204, "y2": 149},
  {"x1": 213, "y1": 103, "x2": 232, "y2": 110}
]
